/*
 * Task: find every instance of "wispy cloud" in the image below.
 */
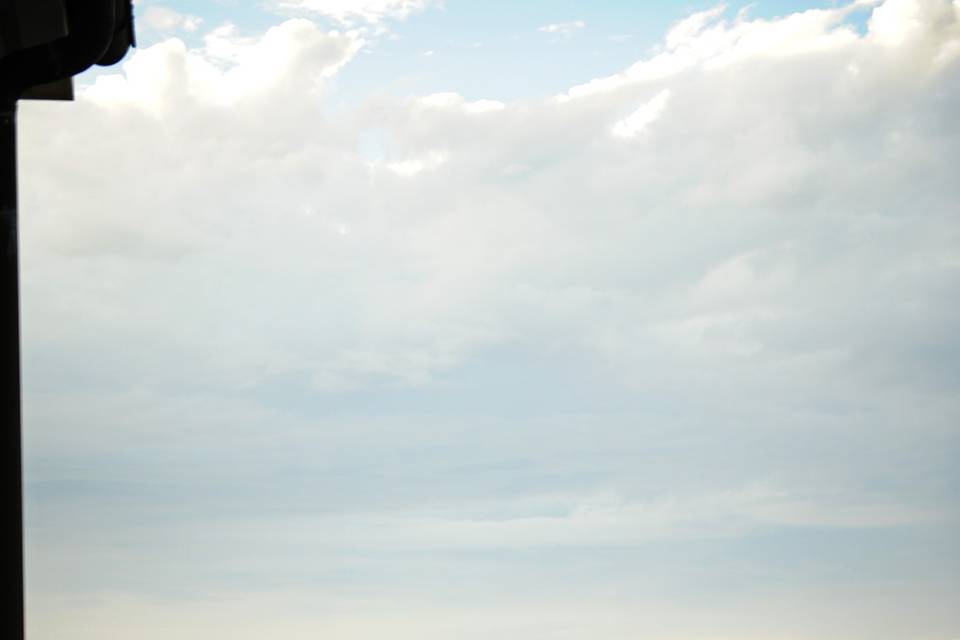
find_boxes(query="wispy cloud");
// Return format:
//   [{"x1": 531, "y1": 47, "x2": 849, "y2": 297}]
[
  {"x1": 276, "y1": 0, "x2": 435, "y2": 25},
  {"x1": 140, "y1": 6, "x2": 204, "y2": 33},
  {"x1": 539, "y1": 20, "x2": 586, "y2": 36}
]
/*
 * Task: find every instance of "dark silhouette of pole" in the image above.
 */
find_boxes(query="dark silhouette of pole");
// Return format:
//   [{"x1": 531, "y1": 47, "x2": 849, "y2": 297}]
[
  {"x1": 1, "y1": 95, "x2": 23, "y2": 640},
  {"x1": 1, "y1": 5, "x2": 134, "y2": 637}
]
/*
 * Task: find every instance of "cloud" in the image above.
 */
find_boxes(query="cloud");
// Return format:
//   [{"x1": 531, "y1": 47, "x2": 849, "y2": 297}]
[
  {"x1": 385, "y1": 149, "x2": 448, "y2": 176},
  {"x1": 611, "y1": 89, "x2": 671, "y2": 137},
  {"x1": 417, "y1": 91, "x2": 505, "y2": 112},
  {"x1": 20, "y1": 0, "x2": 959, "y2": 450},
  {"x1": 252, "y1": 488, "x2": 945, "y2": 553},
  {"x1": 18, "y1": 1, "x2": 960, "y2": 635},
  {"x1": 25, "y1": 587, "x2": 960, "y2": 640},
  {"x1": 539, "y1": 20, "x2": 586, "y2": 37},
  {"x1": 868, "y1": 0, "x2": 960, "y2": 46},
  {"x1": 82, "y1": 20, "x2": 364, "y2": 111},
  {"x1": 140, "y1": 6, "x2": 204, "y2": 34},
  {"x1": 20, "y1": 0, "x2": 959, "y2": 432},
  {"x1": 561, "y1": 3, "x2": 875, "y2": 99},
  {"x1": 275, "y1": 0, "x2": 436, "y2": 25}
]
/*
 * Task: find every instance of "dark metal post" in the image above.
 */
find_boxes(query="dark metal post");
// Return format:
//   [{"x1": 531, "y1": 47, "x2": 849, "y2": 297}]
[
  {"x1": 0, "y1": 97, "x2": 23, "y2": 640},
  {"x1": 0, "y1": 7, "x2": 135, "y2": 639}
]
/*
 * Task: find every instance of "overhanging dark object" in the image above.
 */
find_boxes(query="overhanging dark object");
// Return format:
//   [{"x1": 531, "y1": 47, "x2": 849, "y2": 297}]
[
  {"x1": 1, "y1": 3, "x2": 135, "y2": 639},
  {"x1": 20, "y1": 76, "x2": 73, "y2": 101},
  {"x1": 1, "y1": 0, "x2": 135, "y2": 101}
]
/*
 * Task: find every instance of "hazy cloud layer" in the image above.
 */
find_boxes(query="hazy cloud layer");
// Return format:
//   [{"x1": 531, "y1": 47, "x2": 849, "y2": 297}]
[{"x1": 19, "y1": 1, "x2": 960, "y2": 638}]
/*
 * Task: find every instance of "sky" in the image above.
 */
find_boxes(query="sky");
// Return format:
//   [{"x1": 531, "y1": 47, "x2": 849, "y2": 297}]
[{"x1": 16, "y1": 0, "x2": 960, "y2": 638}]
